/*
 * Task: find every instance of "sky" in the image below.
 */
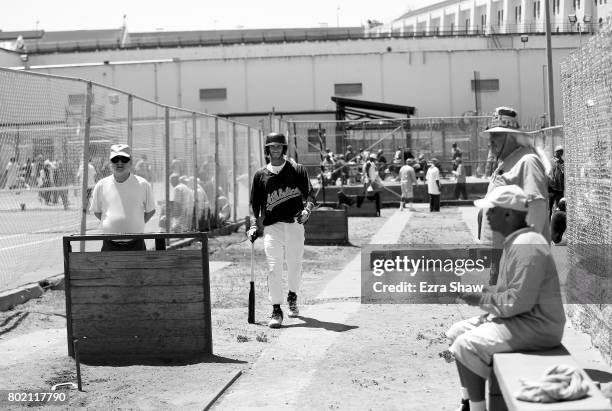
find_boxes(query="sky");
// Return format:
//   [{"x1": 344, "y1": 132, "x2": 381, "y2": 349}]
[{"x1": 0, "y1": 0, "x2": 439, "y2": 33}]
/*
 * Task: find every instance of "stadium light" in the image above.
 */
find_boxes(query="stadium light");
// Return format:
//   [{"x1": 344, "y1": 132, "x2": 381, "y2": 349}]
[{"x1": 568, "y1": 15, "x2": 577, "y2": 23}]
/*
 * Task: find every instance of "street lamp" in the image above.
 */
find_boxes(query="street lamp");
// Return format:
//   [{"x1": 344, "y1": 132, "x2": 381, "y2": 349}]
[
  {"x1": 583, "y1": 14, "x2": 592, "y2": 32},
  {"x1": 568, "y1": 14, "x2": 577, "y2": 32}
]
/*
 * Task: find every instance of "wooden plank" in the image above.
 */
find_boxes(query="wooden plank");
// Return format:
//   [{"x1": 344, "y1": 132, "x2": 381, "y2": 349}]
[
  {"x1": 77, "y1": 335, "x2": 208, "y2": 355},
  {"x1": 72, "y1": 319, "x2": 207, "y2": 338},
  {"x1": 306, "y1": 233, "x2": 347, "y2": 240},
  {"x1": 69, "y1": 271, "x2": 204, "y2": 287},
  {"x1": 493, "y1": 348, "x2": 612, "y2": 411},
  {"x1": 70, "y1": 285, "x2": 204, "y2": 304},
  {"x1": 70, "y1": 302, "x2": 205, "y2": 321},
  {"x1": 69, "y1": 250, "x2": 204, "y2": 272}
]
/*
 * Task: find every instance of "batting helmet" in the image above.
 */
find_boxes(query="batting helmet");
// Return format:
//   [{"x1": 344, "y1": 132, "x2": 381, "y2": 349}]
[
  {"x1": 264, "y1": 132, "x2": 288, "y2": 156},
  {"x1": 265, "y1": 132, "x2": 288, "y2": 146}
]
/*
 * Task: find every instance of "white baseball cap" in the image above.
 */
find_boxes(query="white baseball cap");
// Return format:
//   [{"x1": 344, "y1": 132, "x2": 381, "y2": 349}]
[
  {"x1": 474, "y1": 185, "x2": 529, "y2": 211},
  {"x1": 109, "y1": 143, "x2": 132, "y2": 159}
]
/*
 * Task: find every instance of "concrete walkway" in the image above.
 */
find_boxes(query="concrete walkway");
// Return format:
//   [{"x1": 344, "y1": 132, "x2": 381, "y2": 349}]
[{"x1": 214, "y1": 208, "x2": 416, "y2": 409}]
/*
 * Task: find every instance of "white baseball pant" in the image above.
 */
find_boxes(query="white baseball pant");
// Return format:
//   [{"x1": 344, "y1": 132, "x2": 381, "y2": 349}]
[{"x1": 263, "y1": 221, "x2": 305, "y2": 305}]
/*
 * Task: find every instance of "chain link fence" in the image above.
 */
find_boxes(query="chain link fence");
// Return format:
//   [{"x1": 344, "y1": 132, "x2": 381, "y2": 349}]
[
  {"x1": 561, "y1": 26, "x2": 612, "y2": 364},
  {"x1": 278, "y1": 117, "x2": 500, "y2": 183},
  {"x1": 0, "y1": 67, "x2": 263, "y2": 292}
]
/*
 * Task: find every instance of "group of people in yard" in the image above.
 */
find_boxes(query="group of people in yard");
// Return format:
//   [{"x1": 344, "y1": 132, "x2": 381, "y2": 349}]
[{"x1": 66, "y1": 104, "x2": 573, "y2": 410}]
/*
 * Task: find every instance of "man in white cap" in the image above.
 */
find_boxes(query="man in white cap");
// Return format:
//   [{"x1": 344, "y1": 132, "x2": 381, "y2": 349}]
[
  {"x1": 90, "y1": 144, "x2": 156, "y2": 251},
  {"x1": 479, "y1": 106, "x2": 551, "y2": 285},
  {"x1": 447, "y1": 184, "x2": 565, "y2": 411}
]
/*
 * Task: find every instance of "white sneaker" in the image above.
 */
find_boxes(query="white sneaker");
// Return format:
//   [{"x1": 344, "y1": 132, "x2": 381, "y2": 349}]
[{"x1": 268, "y1": 307, "x2": 283, "y2": 328}]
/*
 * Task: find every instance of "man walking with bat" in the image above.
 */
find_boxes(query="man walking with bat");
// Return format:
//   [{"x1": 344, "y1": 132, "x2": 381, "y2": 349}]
[{"x1": 247, "y1": 132, "x2": 315, "y2": 328}]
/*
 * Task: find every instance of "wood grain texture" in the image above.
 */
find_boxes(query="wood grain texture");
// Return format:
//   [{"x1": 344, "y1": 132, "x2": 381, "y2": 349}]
[
  {"x1": 70, "y1": 285, "x2": 204, "y2": 304},
  {"x1": 72, "y1": 319, "x2": 207, "y2": 338},
  {"x1": 70, "y1": 302, "x2": 206, "y2": 321}
]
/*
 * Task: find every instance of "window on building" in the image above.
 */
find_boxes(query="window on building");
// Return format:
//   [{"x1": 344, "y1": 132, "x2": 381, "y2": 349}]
[
  {"x1": 578, "y1": 0, "x2": 581, "y2": 7},
  {"x1": 537, "y1": 1, "x2": 541, "y2": 18},
  {"x1": 515, "y1": 6, "x2": 519, "y2": 22},
  {"x1": 471, "y1": 79, "x2": 500, "y2": 92},
  {"x1": 482, "y1": 14, "x2": 487, "y2": 27},
  {"x1": 307, "y1": 129, "x2": 325, "y2": 152},
  {"x1": 519, "y1": 5, "x2": 522, "y2": 21},
  {"x1": 534, "y1": 2, "x2": 537, "y2": 18},
  {"x1": 199, "y1": 88, "x2": 227, "y2": 100},
  {"x1": 334, "y1": 83, "x2": 363, "y2": 96}
]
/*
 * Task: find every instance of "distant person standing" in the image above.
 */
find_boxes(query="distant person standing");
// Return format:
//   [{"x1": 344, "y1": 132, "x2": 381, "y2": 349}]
[
  {"x1": 451, "y1": 143, "x2": 463, "y2": 170},
  {"x1": 548, "y1": 145, "x2": 564, "y2": 217},
  {"x1": 2, "y1": 157, "x2": 18, "y2": 189},
  {"x1": 168, "y1": 173, "x2": 194, "y2": 232},
  {"x1": 345, "y1": 145, "x2": 355, "y2": 162},
  {"x1": 426, "y1": 158, "x2": 441, "y2": 212},
  {"x1": 398, "y1": 158, "x2": 416, "y2": 211},
  {"x1": 90, "y1": 144, "x2": 156, "y2": 251},
  {"x1": 452, "y1": 158, "x2": 468, "y2": 200},
  {"x1": 134, "y1": 154, "x2": 153, "y2": 182}
]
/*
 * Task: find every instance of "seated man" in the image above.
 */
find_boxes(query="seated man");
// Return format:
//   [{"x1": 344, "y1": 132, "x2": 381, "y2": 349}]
[
  {"x1": 447, "y1": 185, "x2": 565, "y2": 411},
  {"x1": 550, "y1": 197, "x2": 566, "y2": 245}
]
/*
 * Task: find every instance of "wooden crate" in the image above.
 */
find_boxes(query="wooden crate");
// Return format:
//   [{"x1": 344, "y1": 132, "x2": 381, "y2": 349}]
[
  {"x1": 344, "y1": 199, "x2": 379, "y2": 217},
  {"x1": 63, "y1": 233, "x2": 211, "y2": 362},
  {"x1": 304, "y1": 209, "x2": 349, "y2": 245}
]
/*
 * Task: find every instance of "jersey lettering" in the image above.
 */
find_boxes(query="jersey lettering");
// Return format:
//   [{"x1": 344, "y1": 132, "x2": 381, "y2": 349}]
[{"x1": 266, "y1": 187, "x2": 302, "y2": 211}]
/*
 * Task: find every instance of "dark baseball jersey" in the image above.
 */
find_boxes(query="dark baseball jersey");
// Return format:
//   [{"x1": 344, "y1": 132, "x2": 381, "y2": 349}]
[{"x1": 250, "y1": 160, "x2": 314, "y2": 226}]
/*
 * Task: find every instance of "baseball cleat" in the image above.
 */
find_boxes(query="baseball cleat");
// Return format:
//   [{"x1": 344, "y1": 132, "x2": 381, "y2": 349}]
[
  {"x1": 268, "y1": 306, "x2": 283, "y2": 328},
  {"x1": 287, "y1": 291, "x2": 299, "y2": 317}
]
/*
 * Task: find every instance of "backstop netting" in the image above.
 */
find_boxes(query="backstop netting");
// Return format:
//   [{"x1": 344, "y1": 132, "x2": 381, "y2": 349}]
[
  {"x1": 561, "y1": 26, "x2": 612, "y2": 364},
  {"x1": 0, "y1": 68, "x2": 262, "y2": 292}
]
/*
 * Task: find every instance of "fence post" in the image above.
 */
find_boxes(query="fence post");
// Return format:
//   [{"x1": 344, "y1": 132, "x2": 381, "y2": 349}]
[
  {"x1": 259, "y1": 130, "x2": 264, "y2": 166},
  {"x1": 247, "y1": 126, "x2": 252, "y2": 204},
  {"x1": 165, "y1": 108, "x2": 170, "y2": 236},
  {"x1": 214, "y1": 117, "x2": 219, "y2": 221},
  {"x1": 127, "y1": 94, "x2": 133, "y2": 148},
  {"x1": 293, "y1": 122, "x2": 299, "y2": 163},
  {"x1": 79, "y1": 82, "x2": 93, "y2": 252},
  {"x1": 192, "y1": 113, "x2": 199, "y2": 231},
  {"x1": 232, "y1": 122, "x2": 238, "y2": 222}
]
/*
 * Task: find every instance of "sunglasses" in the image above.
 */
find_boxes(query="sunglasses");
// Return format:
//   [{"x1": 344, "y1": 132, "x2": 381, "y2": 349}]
[{"x1": 111, "y1": 156, "x2": 130, "y2": 164}]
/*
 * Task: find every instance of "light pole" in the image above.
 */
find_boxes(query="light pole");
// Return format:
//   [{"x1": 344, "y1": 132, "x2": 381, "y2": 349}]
[{"x1": 544, "y1": 0, "x2": 555, "y2": 127}]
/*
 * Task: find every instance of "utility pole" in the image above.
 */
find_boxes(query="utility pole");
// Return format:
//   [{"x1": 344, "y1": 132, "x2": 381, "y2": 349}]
[{"x1": 544, "y1": 0, "x2": 555, "y2": 126}]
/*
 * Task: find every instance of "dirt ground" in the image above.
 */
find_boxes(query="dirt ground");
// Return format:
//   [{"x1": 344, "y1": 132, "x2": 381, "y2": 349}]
[
  {"x1": 0, "y1": 210, "x2": 397, "y2": 410},
  {"x1": 0, "y1": 206, "x2": 495, "y2": 410}
]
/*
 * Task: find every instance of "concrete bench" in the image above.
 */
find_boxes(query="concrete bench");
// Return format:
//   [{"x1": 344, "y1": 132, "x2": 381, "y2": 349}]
[{"x1": 490, "y1": 346, "x2": 612, "y2": 411}]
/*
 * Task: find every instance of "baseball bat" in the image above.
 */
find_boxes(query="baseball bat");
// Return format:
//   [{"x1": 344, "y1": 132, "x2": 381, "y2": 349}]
[{"x1": 248, "y1": 242, "x2": 255, "y2": 323}]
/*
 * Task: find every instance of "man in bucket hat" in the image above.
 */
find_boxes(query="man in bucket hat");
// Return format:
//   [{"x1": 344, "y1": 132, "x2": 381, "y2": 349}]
[
  {"x1": 478, "y1": 106, "x2": 551, "y2": 285},
  {"x1": 447, "y1": 185, "x2": 565, "y2": 411}
]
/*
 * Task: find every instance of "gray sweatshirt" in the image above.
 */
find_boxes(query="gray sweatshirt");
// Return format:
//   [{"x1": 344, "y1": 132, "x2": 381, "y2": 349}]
[{"x1": 480, "y1": 227, "x2": 566, "y2": 350}]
